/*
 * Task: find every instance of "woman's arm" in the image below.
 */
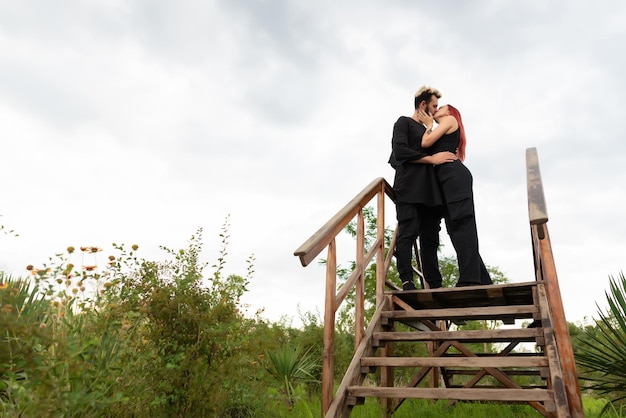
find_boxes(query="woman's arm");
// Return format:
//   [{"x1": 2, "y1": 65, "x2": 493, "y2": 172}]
[{"x1": 420, "y1": 114, "x2": 457, "y2": 148}]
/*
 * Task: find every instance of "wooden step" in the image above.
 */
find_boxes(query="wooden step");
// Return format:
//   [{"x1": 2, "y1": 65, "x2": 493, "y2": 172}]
[
  {"x1": 361, "y1": 356, "x2": 548, "y2": 369},
  {"x1": 389, "y1": 281, "x2": 538, "y2": 310},
  {"x1": 373, "y1": 328, "x2": 542, "y2": 345},
  {"x1": 383, "y1": 304, "x2": 538, "y2": 323},
  {"x1": 347, "y1": 386, "x2": 554, "y2": 402}
]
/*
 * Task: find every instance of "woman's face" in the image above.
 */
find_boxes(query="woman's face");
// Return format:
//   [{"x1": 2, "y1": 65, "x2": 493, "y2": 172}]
[{"x1": 434, "y1": 105, "x2": 449, "y2": 122}]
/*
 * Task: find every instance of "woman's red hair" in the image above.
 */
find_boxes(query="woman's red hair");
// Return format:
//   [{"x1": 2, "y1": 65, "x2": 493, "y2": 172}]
[{"x1": 447, "y1": 104, "x2": 466, "y2": 162}]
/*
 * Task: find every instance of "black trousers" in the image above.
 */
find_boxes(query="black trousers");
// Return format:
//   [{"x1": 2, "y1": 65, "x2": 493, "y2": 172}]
[
  {"x1": 395, "y1": 203, "x2": 443, "y2": 288},
  {"x1": 445, "y1": 198, "x2": 492, "y2": 285}
]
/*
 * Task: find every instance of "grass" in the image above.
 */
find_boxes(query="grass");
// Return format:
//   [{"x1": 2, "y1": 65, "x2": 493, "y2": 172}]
[{"x1": 275, "y1": 395, "x2": 625, "y2": 417}]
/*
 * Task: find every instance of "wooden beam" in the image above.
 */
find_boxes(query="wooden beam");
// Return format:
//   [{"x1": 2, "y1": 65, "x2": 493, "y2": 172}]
[
  {"x1": 361, "y1": 356, "x2": 548, "y2": 368},
  {"x1": 384, "y1": 305, "x2": 537, "y2": 321},
  {"x1": 526, "y1": 147, "x2": 548, "y2": 225},
  {"x1": 349, "y1": 387, "x2": 554, "y2": 402},
  {"x1": 322, "y1": 239, "x2": 337, "y2": 416},
  {"x1": 373, "y1": 328, "x2": 541, "y2": 343}
]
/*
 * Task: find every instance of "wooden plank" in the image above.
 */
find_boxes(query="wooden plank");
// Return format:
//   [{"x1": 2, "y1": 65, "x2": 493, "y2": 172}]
[
  {"x1": 390, "y1": 281, "x2": 538, "y2": 310},
  {"x1": 446, "y1": 369, "x2": 542, "y2": 377},
  {"x1": 361, "y1": 356, "x2": 548, "y2": 368},
  {"x1": 526, "y1": 147, "x2": 548, "y2": 225},
  {"x1": 348, "y1": 387, "x2": 554, "y2": 402},
  {"x1": 384, "y1": 305, "x2": 538, "y2": 321},
  {"x1": 322, "y1": 240, "x2": 337, "y2": 416},
  {"x1": 374, "y1": 328, "x2": 541, "y2": 343},
  {"x1": 536, "y1": 283, "x2": 575, "y2": 418}
]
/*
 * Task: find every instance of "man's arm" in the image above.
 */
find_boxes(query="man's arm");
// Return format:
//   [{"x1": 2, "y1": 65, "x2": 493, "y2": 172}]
[
  {"x1": 411, "y1": 151, "x2": 457, "y2": 165},
  {"x1": 390, "y1": 117, "x2": 428, "y2": 166}
]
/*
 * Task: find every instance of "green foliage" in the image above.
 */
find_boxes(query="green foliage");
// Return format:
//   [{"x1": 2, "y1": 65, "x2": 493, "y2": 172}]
[
  {"x1": 264, "y1": 345, "x2": 319, "y2": 407},
  {"x1": 576, "y1": 271, "x2": 626, "y2": 414},
  {"x1": 0, "y1": 218, "x2": 278, "y2": 417}
]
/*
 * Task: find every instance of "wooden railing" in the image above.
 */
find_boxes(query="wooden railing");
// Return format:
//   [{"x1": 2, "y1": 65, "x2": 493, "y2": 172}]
[
  {"x1": 294, "y1": 177, "x2": 396, "y2": 416},
  {"x1": 525, "y1": 147, "x2": 584, "y2": 417}
]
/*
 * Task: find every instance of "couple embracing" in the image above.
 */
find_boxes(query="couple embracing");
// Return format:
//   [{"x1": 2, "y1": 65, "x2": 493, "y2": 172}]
[{"x1": 388, "y1": 86, "x2": 492, "y2": 290}]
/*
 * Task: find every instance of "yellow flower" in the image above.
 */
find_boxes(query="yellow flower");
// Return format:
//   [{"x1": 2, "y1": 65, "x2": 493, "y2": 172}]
[
  {"x1": 67, "y1": 246, "x2": 75, "y2": 254},
  {"x1": 132, "y1": 244, "x2": 139, "y2": 251}
]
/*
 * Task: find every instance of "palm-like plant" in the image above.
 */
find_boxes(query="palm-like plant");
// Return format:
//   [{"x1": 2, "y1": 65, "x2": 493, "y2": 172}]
[
  {"x1": 576, "y1": 271, "x2": 626, "y2": 414},
  {"x1": 265, "y1": 345, "x2": 319, "y2": 407}
]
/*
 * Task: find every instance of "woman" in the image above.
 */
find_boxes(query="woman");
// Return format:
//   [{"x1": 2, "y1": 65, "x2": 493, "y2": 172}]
[{"x1": 418, "y1": 105, "x2": 492, "y2": 286}]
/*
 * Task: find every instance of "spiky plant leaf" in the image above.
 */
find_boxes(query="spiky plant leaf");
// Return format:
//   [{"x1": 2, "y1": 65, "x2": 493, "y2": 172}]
[{"x1": 576, "y1": 272, "x2": 626, "y2": 411}]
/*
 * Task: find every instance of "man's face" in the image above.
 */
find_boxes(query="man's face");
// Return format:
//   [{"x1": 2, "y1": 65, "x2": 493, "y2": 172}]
[{"x1": 426, "y1": 96, "x2": 439, "y2": 116}]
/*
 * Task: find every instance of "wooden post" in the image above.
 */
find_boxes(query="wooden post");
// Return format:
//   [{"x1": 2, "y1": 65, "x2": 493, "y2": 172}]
[
  {"x1": 538, "y1": 227, "x2": 585, "y2": 417},
  {"x1": 322, "y1": 239, "x2": 337, "y2": 417},
  {"x1": 355, "y1": 210, "x2": 365, "y2": 350},
  {"x1": 526, "y1": 148, "x2": 548, "y2": 225},
  {"x1": 380, "y1": 296, "x2": 394, "y2": 416},
  {"x1": 376, "y1": 186, "x2": 385, "y2": 306},
  {"x1": 526, "y1": 147, "x2": 584, "y2": 417}
]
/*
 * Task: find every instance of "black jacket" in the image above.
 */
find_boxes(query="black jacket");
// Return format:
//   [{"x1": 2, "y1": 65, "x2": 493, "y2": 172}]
[{"x1": 388, "y1": 116, "x2": 443, "y2": 206}]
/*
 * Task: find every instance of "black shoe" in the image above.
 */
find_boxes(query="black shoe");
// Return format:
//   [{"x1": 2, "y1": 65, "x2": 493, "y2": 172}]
[
  {"x1": 456, "y1": 281, "x2": 480, "y2": 287},
  {"x1": 402, "y1": 281, "x2": 417, "y2": 291}
]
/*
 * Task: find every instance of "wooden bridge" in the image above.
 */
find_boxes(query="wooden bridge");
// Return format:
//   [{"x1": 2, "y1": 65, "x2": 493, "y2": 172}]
[{"x1": 293, "y1": 148, "x2": 584, "y2": 417}]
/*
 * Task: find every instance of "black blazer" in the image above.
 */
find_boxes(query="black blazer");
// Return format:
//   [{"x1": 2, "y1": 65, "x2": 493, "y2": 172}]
[{"x1": 388, "y1": 116, "x2": 443, "y2": 206}]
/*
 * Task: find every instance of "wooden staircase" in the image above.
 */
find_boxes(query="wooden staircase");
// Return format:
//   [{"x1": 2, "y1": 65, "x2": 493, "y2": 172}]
[
  {"x1": 333, "y1": 282, "x2": 571, "y2": 417},
  {"x1": 294, "y1": 148, "x2": 584, "y2": 417}
]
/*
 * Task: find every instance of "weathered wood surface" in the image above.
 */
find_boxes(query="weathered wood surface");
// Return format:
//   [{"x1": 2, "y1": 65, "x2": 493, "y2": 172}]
[
  {"x1": 361, "y1": 356, "x2": 548, "y2": 368},
  {"x1": 526, "y1": 147, "x2": 549, "y2": 225},
  {"x1": 384, "y1": 305, "x2": 537, "y2": 322},
  {"x1": 390, "y1": 281, "x2": 537, "y2": 310},
  {"x1": 348, "y1": 387, "x2": 554, "y2": 402},
  {"x1": 373, "y1": 328, "x2": 542, "y2": 344}
]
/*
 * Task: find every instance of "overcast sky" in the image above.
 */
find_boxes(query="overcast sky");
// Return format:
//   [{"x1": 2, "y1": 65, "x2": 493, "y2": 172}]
[{"x1": 1, "y1": 1, "x2": 625, "y2": 326}]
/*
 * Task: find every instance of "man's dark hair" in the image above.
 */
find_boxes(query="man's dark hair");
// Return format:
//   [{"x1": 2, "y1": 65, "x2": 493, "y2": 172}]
[{"x1": 414, "y1": 86, "x2": 442, "y2": 109}]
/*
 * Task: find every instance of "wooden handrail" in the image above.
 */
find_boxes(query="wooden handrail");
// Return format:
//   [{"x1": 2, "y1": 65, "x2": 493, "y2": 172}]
[
  {"x1": 525, "y1": 147, "x2": 584, "y2": 417},
  {"x1": 294, "y1": 177, "x2": 394, "y2": 267},
  {"x1": 293, "y1": 177, "x2": 395, "y2": 417},
  {"x1": 525, "y1": 148, "x2": 548, "y2": 225}
]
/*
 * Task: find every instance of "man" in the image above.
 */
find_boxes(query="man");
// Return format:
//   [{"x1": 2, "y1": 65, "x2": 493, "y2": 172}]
[{"x1": 388, "y1": 86, "x2": 457, "y2": 290}]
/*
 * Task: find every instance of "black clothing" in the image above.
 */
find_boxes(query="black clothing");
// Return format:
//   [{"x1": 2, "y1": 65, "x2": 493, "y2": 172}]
[
  {"x1": 431, "y1": 129, "x2": 492, "y2": 286},
  {"x1": 389, "y1": 117, "x2": 443, "y2": 206},
  {"x1": 389, "y1": 116, "x2": 443, "y2": 288}
]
